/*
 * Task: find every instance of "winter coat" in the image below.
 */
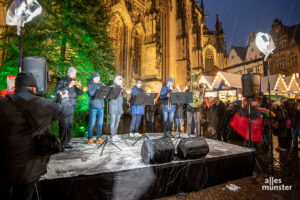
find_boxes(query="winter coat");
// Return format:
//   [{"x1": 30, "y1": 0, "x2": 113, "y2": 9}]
[
  {"x1": 109, "y1": 83, "x2": 123, "y2": 115},
  {"x1": 88, "y1": 79, "x2": 104, "y2": 109},
  {"x1": 160, "y1": 84, "x2": 176, "y2": 112},
  {"x1": 56, "y1": 76, "x2": 83, "y2": 106},
  {"x1": 210, "y1": 103, "x2": 217, "y2": 127},
  {"x1": 291, "y1": 106, "x2": 300, "y2": 129},
  {"x1": 131, "y1": 86, "x2": 144, "y2": 115},
  {"x1": 273, "y1": 107, "x2": 288, "y2": 137},
  {"x1": 0, "y1": 88, "x2": 73, "y2": 185}
]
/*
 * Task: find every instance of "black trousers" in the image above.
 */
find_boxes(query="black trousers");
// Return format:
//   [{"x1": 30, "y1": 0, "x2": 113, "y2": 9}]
[
  {"x1": 59, "y1": 107, "x2": 74, "y2": 145},
  {"x1": 0, "y1": 180, "x2": 36, "y2": 200}
]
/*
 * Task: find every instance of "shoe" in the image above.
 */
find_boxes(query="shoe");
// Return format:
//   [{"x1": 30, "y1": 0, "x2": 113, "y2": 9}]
[
  {"x1": 134, "y1": 133, "x2": 141, "y2": 137},
  {"x1": 64, "y1": 144, "x2": 73, "y2": 149},
  {"x1": 276, "y1": 147, "x2": 287, "y2": 152},
  {"x1": 88, "y1": 139, "x2": 95, "y2": 145},
  {"x1": 96, "y1": 138, "x2": 103, "y2": 144},
  {"x1": 112, "y1": 135, "x2": 118, "y2": 141},
  {"x1": 167, "y1": 131, "x2": 174, "y2": 138},
  {"x1": 163, "y1": 132, "x2": 167, "y2": 138},
  {"x1": 129, "y1": 133, "x2": 134, "y2": 138}
]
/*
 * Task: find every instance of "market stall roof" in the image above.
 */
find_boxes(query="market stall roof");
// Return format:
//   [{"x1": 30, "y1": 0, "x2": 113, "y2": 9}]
[
  {"x1": 261, "y1": 74, "x2": 287, "y2": 93},
  {"x1": 211, "y1": 72, "x2": 242, "y2": 89},
  {"x1": 199, "y1": 75, "x2": 214, "y2": 89},
  {"x1": 283, "y1": 74, "x2": 299, "y2": 93}
]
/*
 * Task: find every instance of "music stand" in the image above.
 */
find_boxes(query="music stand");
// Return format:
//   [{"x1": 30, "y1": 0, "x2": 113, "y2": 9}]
[
  {"x1": 132, "y1": 93, "x2": 157, "y2": 146},
  {"x1": 170, "y1": 92, "x2": 193, "y2": 141},
  {"x1": 97, "y1": 86, "x2": 123, "y2": 156}
]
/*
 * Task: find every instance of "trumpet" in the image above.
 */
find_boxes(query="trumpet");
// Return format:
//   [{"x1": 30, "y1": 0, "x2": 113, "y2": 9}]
[
  {"x1": 75, "y1": 80, "x2": 88, "y2": 92},
  {"x1": 121, "y1": 83, "x2": 132, "y2": 94}
]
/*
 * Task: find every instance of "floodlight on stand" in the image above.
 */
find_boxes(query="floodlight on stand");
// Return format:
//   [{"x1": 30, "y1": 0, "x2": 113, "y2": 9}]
[
  {"x1": 255, "y1": 32, "x2": 275, "y2": 61},
  {"x1": 6, "y1": 0, "x2": 42, "y2": 35}
]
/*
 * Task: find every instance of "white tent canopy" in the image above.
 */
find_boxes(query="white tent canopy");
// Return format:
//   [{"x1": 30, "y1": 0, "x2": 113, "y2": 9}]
[
  {"x1": 211, "y1": 72, "x2": 242, "y2": 89},
  {"x1": 199, "y1": 75, "x2": 214, "y2": 89},
  {"x1": 261, "y1": 74, "x2": 287, "y2": 93}
]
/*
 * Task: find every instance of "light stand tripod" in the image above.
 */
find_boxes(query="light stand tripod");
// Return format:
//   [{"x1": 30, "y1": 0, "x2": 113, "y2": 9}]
[
  {"x1": 97, "y1": 135, "x2": 122, "y2": 156},
  {"x1": 132, "y1": 114, "x2": 150, "y2": 146},
  {"x1": 246, "y1": 99, "x2": 265, "y2": 179},
  {"x1": 96, "y1": 87, "x2": 122, "y2": 156},
  {"x1": 132, "y1": 93, "x2": 157, "y2": 146}
]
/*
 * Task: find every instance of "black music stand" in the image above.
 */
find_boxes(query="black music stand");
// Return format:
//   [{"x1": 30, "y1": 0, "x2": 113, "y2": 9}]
[
  {"x1": 170, "y1": 92, "x2": 193, "y2": 141},
  {"x1": 97, "y1": 86, "x2": 122, "y2": 156},
  {"x1": 132, "y1": 93, "x2": 157, "y2": 146}
]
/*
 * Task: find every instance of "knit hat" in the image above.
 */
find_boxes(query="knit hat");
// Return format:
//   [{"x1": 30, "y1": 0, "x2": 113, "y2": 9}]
[
  {"x1": 273, "y1": 101, "x2": 281, "y2": 106},
  {"x1": 67, "y1": 67, "x2": 77, "y2": 74},
  {"x1": 15, "y1": 72, "x2": 37, "y2": 89},
  {"x1": 136, "y1": 79, "x2": 142, "y2": 84},
  {"x1": 167, "y1": 77, "x2": 174, "y2": 83},
  {"x1": 92, "y1": 73, "x2": 100, "y2": 79},
  {"x1": 114, "y1": 75, "x2": 122, "y2": 83}
]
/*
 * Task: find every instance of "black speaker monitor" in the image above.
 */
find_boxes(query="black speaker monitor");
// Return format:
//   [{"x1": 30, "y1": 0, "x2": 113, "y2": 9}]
[
  {"x1": 141, "y1": 138, "x2": 175, "y2": 164},
  {"x1": 22, "y1": 56, "x2": 48, "y2": 95},
  {"x1": 177, "y1": 137, "x2": 209, "y2": 159},
  {"x1": 242, "y1": 73, "x2": 261, "y2": 98}
]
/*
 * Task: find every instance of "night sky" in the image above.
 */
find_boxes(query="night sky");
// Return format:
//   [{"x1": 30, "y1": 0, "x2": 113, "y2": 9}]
[{"x1": 203, "y1": 0, "x2": 300, "y2": 52}]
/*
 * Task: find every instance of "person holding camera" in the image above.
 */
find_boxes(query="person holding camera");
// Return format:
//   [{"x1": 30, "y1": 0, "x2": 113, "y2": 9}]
[
  {"x1": 0, "y1": 72, "x2": 73, "y2": 200},
  {"x1": 56, "y1": 67, "x2": 83, "y2": 149}
]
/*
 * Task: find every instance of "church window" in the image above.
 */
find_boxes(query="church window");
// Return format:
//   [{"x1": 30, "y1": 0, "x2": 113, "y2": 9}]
[{"x1": 205, "y1": 49, "x2": 214, "y2": 71}]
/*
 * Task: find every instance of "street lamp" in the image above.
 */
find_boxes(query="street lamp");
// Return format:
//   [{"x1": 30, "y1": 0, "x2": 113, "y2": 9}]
[{"x1": 255, "y1": 32, "x2": 275, "y2": 175}]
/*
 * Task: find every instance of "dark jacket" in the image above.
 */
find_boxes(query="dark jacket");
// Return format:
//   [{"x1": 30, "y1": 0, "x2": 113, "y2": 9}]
[
  {"x1": 88, "y1": 79, "x2": 104, "y2": 109},
  {"x1": 273, "y1": 107, "x2": 289, "y2": 137},
  {"x1": 109, "y1": 83, "x2": 124, "y2": 115},
  {"x1": 291, "y1": 105, "x2": 300, "y2": 129},
  {"x1": 0, "y1": 88, "x2": 73, "y2": 185},
  {"x1": 131, "y1": 86, "x2": 144, "y2": 115},
  {"x1": 160, "y1": 84, "x2": 176, "y2": 112},
  {"x1": 56, "y1": 76, "x2": 83, "y2": 106}
]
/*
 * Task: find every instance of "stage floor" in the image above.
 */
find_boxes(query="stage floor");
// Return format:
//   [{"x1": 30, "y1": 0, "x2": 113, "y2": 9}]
[
  {"x1": 39, "y1": 133, "x2": 255, "y2": 200},
  {"x1": 41, "y1": 133, "x2": 253, "y2": 180}
]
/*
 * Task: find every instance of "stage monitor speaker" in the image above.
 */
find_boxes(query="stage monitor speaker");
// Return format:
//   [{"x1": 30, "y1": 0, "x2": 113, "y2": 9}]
[
  {"x1": 241, "y1": 73, "x2": 261, "y2": 98},
  {"x1": 22, "y1": 56, "x2": 48, "y2": 95},
  {"x1": 141, "y1": 138, "x2": 175, "y2": 164},
  {"x1": 177, "y1": 137, "x2": 209, "y2": 159}
]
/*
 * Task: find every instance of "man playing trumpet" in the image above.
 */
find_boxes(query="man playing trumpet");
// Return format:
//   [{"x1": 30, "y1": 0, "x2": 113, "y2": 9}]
[
  {"x1": 160, "y1": 77, "x2": 176, "y2": 137},
  {"x1": 56, "y1": 67, "x2": 83, "y2": 149}
]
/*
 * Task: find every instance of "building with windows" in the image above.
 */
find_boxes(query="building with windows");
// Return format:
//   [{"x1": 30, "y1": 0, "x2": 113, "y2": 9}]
[
  {"x1": 268, "y1": 19, "x2": 300, "y2": 76},
  {"x1": 224, "y1": 19, "x2": 300, "y2": 77},
  {"x1": 224, "y1": 32, "x2": 264, "y2": 75},
  {"x1": 105, "y1": 0, "x2": 226, "y2": 91}
]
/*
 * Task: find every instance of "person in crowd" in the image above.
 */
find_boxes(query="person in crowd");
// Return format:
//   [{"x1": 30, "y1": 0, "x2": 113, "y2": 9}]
[
  {"x1": 200, "y1": 103, "x2": 210, "y2": 137},
  {"x1": 186, "y1": 103, "x2": 202, "y2": 136},
  {"x1": 174, "y1": 103, "x2": 184, "y2": 133},
  {"x1": 87, "y1": 73, "x2": 105, "y2": 145},
  {"x1": 291, "y1": 100, "x2": 300, "y2": 152},
  {"x1": 109, "y1": 75, "x2": 124, "y2": 141},
  {"x1": 272, "y1": 101, "x2": 289, "y2": 151},
  {"x1": 215, "y1": 98, "x2": 226, "y2": 141},
  {"x1": 282, "y1": 99, "x2": 293, "y2": 150},
  {"x1": 145, "y1": 104, "x2": 157, "y2": 132},
  {"x1": 56, "y1": 67, "x2": 83, "y2": 149},
  {"x1": 160, "y1": 77, "x2": 176, "y2": 137},
  {"x1": 0, "y1": 72, "x2": 73, "y2": 200},
  {"x1": 227, "y1": 100, "x2": 242, "y2": 141},
  {"x1": 129, "y1": 79, "x2": 144, "y2": 137},
  {"x1": 209, "y1": 98, "x2": 217, "y2": 136}
]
